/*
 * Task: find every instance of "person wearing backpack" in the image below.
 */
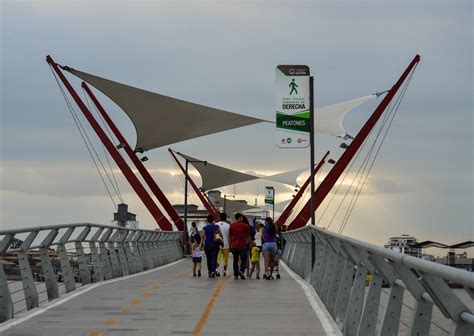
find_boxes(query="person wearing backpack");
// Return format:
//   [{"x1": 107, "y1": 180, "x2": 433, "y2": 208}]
[{"x1": 201, "y1": 215, "x2": 223, "y2": 278}]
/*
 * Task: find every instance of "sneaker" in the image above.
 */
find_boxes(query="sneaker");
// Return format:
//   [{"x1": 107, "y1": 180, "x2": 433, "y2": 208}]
[
  {"x1": 223, "y1": 271, "x2": 226, "y2": 276},
  {"x1": 209, "y1": 273, "x2": 215, "y2": 278},
  {"x1": 215, "y1": 271, "x2": 221, "y2": 277},
  {"x1": 193, "y1": 272, "x2": 197, "y2": 277},
  {"x1": 198, "y1": 270, "x2": 201, "y2": 277},
  {"x1": 239, "y1": 272, "x2": 246, "y2": 280}
]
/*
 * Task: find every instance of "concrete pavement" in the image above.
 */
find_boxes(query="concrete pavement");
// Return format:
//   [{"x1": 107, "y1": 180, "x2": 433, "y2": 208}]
[{"x1": 1, "y1": 258, "x2": 333, "y2": 336}]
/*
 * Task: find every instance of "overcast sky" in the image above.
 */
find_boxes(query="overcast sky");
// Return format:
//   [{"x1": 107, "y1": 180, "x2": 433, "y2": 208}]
[{"x1": 1, "y1": 0, "x2": 472, "y2": 251}]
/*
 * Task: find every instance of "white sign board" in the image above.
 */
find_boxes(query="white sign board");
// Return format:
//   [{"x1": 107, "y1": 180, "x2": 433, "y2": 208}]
[{"x1": 276, "y1": 65, "x2": 311, "y2": 148}]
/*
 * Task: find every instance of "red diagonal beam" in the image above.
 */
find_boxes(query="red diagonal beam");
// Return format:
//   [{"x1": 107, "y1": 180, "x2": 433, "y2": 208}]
[
  {"x1": 46, "y1": 55, "x2": 173, "y2": 231},
  {"x1": 168, "y1": 149, "x2": 220, "y2": 220},
  {"x1": 288, "y1": 54, "x2": 421, "y2": 230},
  {"x1": 275, "y1": 151, "x2": 329, "y2": 228},
  {"x1": 82, "y1": 82, "x2": 184, "y2": 231}
]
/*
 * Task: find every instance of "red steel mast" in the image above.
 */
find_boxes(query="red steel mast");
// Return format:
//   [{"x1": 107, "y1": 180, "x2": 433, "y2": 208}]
[
  {"x1": 275, "y1": 151, "x2": 329, "y2": 228},
  {"x1": 81, "y1": 82, "x2": 185, "y2": 231},
  {"x1": 288, "y1": 54, "x2": 421, "y2": 230},
  {"x1": 46, "y1": 55, "x2": 173, "y2": 231}
]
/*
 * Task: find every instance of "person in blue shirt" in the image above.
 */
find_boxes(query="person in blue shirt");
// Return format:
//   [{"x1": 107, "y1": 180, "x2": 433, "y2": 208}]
[{"x1": 201, "y1": 215, "x2": 223, "y2": 278}]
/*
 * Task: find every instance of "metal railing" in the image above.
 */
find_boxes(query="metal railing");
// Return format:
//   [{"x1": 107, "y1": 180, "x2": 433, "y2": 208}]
[
  {"x1": 0, "y1": 223, "x2": 183, "y2": 323},
  {"x1": 282, "y1": 226, "x2": 474, "y2": 336}
]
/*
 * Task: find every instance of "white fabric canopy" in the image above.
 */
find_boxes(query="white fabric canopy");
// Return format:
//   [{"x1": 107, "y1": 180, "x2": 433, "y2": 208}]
[
  {"x1": 178, "y1": 153, "x2": 258, "y2": 191},
  {"x1": 315, "y1": 94, "x2": 376, "y2": 137},
  {"x1": 67, "y1": 66, "x2": 377, "y2": 148},
  {"x1": 178, "y1": 152, "x2": 306, "y2": 191},
  {"x1": 67, "y1": 68, "x2": 267, "y2": 151},
  {"x1": 261, "y1": 167, "x2": 307, "y2": 186}
]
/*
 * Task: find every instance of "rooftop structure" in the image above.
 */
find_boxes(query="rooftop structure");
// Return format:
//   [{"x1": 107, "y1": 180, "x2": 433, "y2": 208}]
[{"x1": 384, "y1": 234, "x2": 421, "y2": 257}]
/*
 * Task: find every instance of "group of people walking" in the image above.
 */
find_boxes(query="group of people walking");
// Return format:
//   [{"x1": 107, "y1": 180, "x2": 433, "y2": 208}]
[{"x1": 189, "y1": 213, "x2": 280, "y2": 280}]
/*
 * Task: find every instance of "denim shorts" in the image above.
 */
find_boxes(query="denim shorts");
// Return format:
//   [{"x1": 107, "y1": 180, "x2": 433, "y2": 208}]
[{"x1": 262, "y1": 242, "x2": 277, "y2": 254}]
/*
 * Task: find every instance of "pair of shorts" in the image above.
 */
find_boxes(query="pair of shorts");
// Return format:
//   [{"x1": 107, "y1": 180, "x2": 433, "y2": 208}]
[
  {"x1": 192, "y1": 257, "x2": 202, "y2": 263},
  {"x1": 262, "y1": 242, "x2": 277, "y2": 254}
]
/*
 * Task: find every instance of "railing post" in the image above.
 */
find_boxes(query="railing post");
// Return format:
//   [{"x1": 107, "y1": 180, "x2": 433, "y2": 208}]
[
  {"x1": 89, "y1": 228, "x2": 104, "y2": 282},
  {"x1": 106, "y1": 229, "x2": 122, "y2": 278},
  {"x1": 0, "y1": 261, "x2": 13, "y2": 322},
  {"x1": 332, "y1": 241, "x2": 358, "y2": 328},
  {"x1": 17, "y1": 231, "x2": 39, "y2": 311},
  {"x1": 98, "y1": 229, "x2": 114, "y2": 279},
  {"x1": 56, "y1": 228, "x2": 76, "y2": 293},
  {"x1": 420, "y1": 272, "x2": 474, "y2": 335},
  {"x1": 324, "y1": 237, "x2": 347, "y2": 315},
  {"x1": 75, "y1": 226, "x2": 92, "y2": 285},
  {"x1": 39, "y1": 229, "x2": 59, "y2": 302},
  {"x1": 344, "y1": 263, "x2": 367, "y2": 336},
  {"x1": 123, "y1": 231, "x2": 137, "y2": 274},
  {"x1": 310, "y1": 231, "x2": 328, "y2": 291},
  {"x1": 369, "y1": 254, "x2": 404, "y2": 336},
  {"x1": 351, "y1": 247, "x2": 382, "y2": 336},
  {"x1": 116, "y1": 230, "x2": 130, "y2": 276},
  {"x1": 131, "y1": 232, "x2": 145, "y2": 272},
  {"x1": 391, "y1": 262, "x2": 433, "y2": 336}
]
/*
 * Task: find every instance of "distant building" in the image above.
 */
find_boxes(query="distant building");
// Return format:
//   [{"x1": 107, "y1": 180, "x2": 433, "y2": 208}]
[
  {"x1": 384, "y1": 234, "x2": 421, "y2": 257},
  {"x1": 173, "y1": 204, "x2": 209, "y2": 231}
]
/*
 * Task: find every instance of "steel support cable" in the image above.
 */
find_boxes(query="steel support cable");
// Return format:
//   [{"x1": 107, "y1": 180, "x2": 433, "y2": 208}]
[
  {"x1": 49, "y1": 65, "x2": 117, "y2": 210},
  {"x1": 49, "y1": 66, "x2": 118, "y2": 209},
  {"x1": 289, "y1": 167, "x2": 323, "y2": 224},
  {"x1": 82, "y1": 88, "x2": 124, "y2": 203},
  {"x1": 338, "y1": 74, "x2": 413, "y2": 234},
  {"x1": 321, "y1": 88, "x2": 399, "y2": 228},
  {"x1": 80, "y1": 88, "x2": 124, "y2": 204},
  {"x1": 319, "y1": 120, "x2": 380, "y2": 224},
  {"x1": 338, "y1": 66, "x2": 417, "y2": 234},
  {"x1": 327, "y1": 83, "x2": 403, "y2": 232}
]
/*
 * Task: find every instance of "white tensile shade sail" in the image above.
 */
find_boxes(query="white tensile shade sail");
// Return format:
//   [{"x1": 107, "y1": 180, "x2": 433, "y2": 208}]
[
  {"x1": 67, "y1": 66, "x2": 377, "y2": 148},
  {"x1": 315, "y1": 94, "x2": 377, "y2": 137},
  {"x1": 66, "y1": 68, "x2": 268, "y2": 151},
  {"x1": 178, "y1": 153, "x2": 258, "y2": 191},
  {"x1": 262, "y1": 167, "x2": 307, "y2": 186},
  {"x1": 178, "y1": 152, "x2": 307, "y2": 191}
]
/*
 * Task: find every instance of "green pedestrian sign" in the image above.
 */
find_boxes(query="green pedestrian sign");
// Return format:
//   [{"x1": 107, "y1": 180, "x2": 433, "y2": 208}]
[
  {"x1": 275, "y1": 65, "x2": 310, "y2": 148},
  {"x1": 289, "y1": 79, "x2": 299, "y2": 95}
]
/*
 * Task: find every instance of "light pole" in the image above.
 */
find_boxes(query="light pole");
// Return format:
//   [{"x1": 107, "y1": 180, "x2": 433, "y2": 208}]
[
  {"x1": 223, "y1": 194, "x2": 235, "y2": 214},
  {"x1": 183, "y1": 157, "x2": 207, "y2": 254}
]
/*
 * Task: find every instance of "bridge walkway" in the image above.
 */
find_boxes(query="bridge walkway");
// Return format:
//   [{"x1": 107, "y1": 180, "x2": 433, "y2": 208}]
[{"x1": 1, "y1": 258, "x2": 336, "y2": 336}]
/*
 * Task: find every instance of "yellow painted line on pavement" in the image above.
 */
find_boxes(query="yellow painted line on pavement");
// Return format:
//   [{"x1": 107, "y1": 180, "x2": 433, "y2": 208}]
[
  {"x1": 192, "y1": 276, "x2": 231, "y2": 336},
  {"x1": 89, "y1": 271, "x2": 190, "y2": 336}
]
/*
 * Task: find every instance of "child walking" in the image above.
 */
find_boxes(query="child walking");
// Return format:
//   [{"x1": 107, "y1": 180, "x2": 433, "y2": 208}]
[
  {"x1": 192, "y1": 234, "x2": 203, "y2": 277},
  {"x1": 249, "y1": 223, "x2": 263, "y2": 279}
]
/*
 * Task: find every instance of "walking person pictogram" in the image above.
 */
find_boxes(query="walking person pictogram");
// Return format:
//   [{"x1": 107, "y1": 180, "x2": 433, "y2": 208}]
[{"x1": 289, "y1": 79, "x2": 298, "y2": 95}]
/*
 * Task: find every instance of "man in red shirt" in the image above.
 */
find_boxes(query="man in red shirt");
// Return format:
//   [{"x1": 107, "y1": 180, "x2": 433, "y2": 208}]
[{"x1": 229, "y1": 213, "x2": 251, "y2": 279}]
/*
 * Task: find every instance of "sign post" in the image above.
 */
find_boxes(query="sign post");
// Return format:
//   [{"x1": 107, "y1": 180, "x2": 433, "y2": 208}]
[
  {"x1": 276, "y1": 65, "x2": 315, "y2": 226},
  {"x1": 264, "y1": 186, "x2": 275, "y2": 220}
]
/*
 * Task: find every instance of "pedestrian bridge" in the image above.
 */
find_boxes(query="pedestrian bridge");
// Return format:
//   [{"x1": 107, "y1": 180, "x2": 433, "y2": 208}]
[{"x1": 0, "y1": 223, "x2": 473, "y2": 335}]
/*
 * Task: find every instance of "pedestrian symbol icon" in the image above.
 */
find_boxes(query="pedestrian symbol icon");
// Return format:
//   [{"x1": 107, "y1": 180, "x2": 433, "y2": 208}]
[{"x1": 289, "y1": 79, "x2": 298, "y2": 95}]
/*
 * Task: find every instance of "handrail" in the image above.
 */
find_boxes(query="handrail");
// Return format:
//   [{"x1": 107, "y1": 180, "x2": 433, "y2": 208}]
[
  {"x1": 282, "y1": 226, "x2": 474, "y2": 335},
  {"x1": 0, "y1": 223, "x2": 183, "y2": 323}
]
